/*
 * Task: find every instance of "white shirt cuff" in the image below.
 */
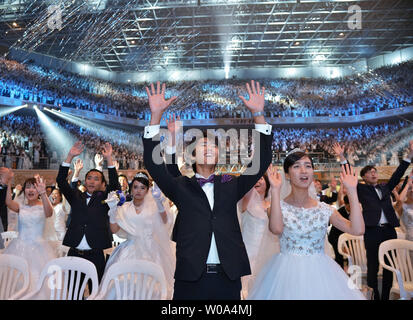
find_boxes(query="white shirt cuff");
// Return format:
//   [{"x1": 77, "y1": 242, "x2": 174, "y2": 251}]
[
  {"x1": 107, "y1": 165, "x2": 115, "y2": 169},
  {"x1": 254, "y1": 123, "x2": 272, "y2": 135},
  {"x1": 403, "y1": 158, "x2": 411, "y2": 163},
  {"x1": 144, "y1": 125, "x2": 160, "y2": 139},
  {"x1": 71, "y1": 177, "x2": 79, "y2": 183},
  {"x1": 62, "y1": 162, "x2": 71, "y2": 167},
  {"x1": 165, "y1": 145, "x2": 176, "y2": 155}
]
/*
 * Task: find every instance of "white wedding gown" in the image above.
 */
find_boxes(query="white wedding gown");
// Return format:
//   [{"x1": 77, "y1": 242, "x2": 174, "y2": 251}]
[
  {"x1": 101, "y1": 196, "x2": 176, "y2": 300},
  {"x1": 240, "y1": 189, "x2": 280, "y2": 296},
  {"x1": 4, "y1": 204, "x2": 57, "y2": 299},
  {"x1": 247, "y1": 200, "x2": 366, "y2": 300}
]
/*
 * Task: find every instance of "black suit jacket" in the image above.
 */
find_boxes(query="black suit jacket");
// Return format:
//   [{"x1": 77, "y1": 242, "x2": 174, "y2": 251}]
[
  {"x1": 354, "y1": 160, "x2": 410, "y2": 227},
  {"x1": 56, "y1": 165, "x2": 120, "y2": 249},
  {"x1": 319, "y1": 191, "x2": 338, "y2": 205},
  {"x1": 0, "y1": 185, "x2": 7, "y2": 231},
  {"x1": 143, "y1": 130, "x2": 273, "y2": 281}
]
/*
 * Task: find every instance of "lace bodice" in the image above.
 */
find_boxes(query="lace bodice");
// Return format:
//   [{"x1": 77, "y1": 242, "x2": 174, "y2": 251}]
[
  {"x1": 18, "y1": 204, "x2": 46, "y2": 241},
  {"x1": 280, "y1": 200, "x2": 333, "y2": 256}
]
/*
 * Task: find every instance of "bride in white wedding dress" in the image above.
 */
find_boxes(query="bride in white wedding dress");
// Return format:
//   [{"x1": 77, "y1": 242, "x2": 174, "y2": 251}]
[
  {"x1": 101, "y1": 173, "x2": 176, "y2": 300},
  {"x1": 247, "y1": 151, "x2": 366, "y2": 300},
  {"x1": 3, "y1": 172, "x2": 57, "y2": 299}
]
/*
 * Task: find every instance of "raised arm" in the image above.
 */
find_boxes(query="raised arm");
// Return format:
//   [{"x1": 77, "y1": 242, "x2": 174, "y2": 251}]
[
  {"x1": 143, "y1": 82, "x2": 179, "y2": 201},
  {"x1": 101, "y1": 142, "x2": 121, "y2": 192},
  {"x1": 332, "y1": 142, "x2": 347, "y2": 163},
  {"x1": 3, "y1": 169, "x2": 19, "y2": 213},
  {"x1": 56, "y1": 141, "x2": 85, "y2": 203},
  {"x1": 387, "y1": 140, "x2": 413, "y2": 191},
  {"x1": 267, "y1": 164, "x2": 284, "y2": 235},
  {"x1": 395, "y1": 170, "x2": 413, "y2": 216},
  {"x1": 34, "y1": 175, "x2": 53, "y2": 218},
  {"x1": 237, "y1": 80, "x2": 273, "y2": 199},
  {"x1": 330, "y1": 165, "x2": 364, "y2": 236},
  {"x1": 164, "y1": 114, "x2": 183, "y2": 178}
]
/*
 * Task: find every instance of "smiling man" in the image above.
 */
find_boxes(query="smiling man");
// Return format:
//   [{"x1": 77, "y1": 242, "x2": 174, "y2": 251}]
[{"x1": 143, "y1": 80, "x2": 273, "y2": 300}]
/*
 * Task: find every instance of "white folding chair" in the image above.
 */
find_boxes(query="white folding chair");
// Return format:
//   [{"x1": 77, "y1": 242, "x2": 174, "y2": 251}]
[
  {"x1": 379, "y1": 239, "x2": 413, "y2": 300},
  {"x1": 0, "y1": 254, "x2": 30, "y2": 300},
  {"x1": 338, "y1": 233, "x2": 367, "y2": 276},
  {"x1": 21, "y1": 256, "x2": 99, "y2": 300},
  {"x1": 95, "y1": 259, "x2": 167, "y2": 300},
  {"x1": 1, "y1": 231, "x2": 18, "y2": 248}
]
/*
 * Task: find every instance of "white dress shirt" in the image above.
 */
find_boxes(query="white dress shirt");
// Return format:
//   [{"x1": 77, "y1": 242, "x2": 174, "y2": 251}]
[{"x1": 144, "y1": 122, "x2": 272, "y2": 264}]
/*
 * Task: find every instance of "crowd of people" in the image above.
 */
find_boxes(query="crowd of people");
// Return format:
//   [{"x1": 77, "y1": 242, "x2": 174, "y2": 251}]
[
  {"x1": 0, "y1": 57, "x2": 412, "y2": 121},
  {"x1": 0, "y1": 113, "x2": 144, "y2": 171},
  {"x1": 0, "y1": 111, "x2": 410, "y2": 170},
  {"x1": 0, "y1": 80, "x2": 412, "y2": 302}
]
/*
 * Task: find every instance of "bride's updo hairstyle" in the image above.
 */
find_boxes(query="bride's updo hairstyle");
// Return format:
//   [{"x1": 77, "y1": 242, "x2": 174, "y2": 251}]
[
  {"x1": 131, "y1": 171, "x2": 150, "y2": 190},
  {"x1": 283, "y1": 151, "x2": 314, "y2": 174}
]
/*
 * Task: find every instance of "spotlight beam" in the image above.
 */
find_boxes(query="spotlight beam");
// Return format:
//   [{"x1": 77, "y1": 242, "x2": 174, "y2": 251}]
[
  {"x1": 45, "y1": 109, "x2": 140, "y2": 153},
  {"x1": 0, "y1": 104, "x2": 27, "y2": 117},
  {"x1": 34, "y1": 107, "x2": 77, "y2": 160}
]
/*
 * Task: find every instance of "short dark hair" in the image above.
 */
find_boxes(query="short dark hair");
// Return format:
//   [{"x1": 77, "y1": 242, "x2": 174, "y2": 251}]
[
  {"x1": 23, "y1": 178, "x2": 37, "y2": 193},
  {"x1": 360, "y1": 165, "x2": 376, "y2": 177},
  {"x1": 189, "y1": 130, "x2": 218, "y2": 174},
  {"x1": 283, "y1": 151, "x2": 314, "y2": 174},
  {"x1": 343, "y1": 195, "x2": 349, "y2": 205},
  {"x1": 85, "y1": 169, "x2": 106, "y2": 184}
]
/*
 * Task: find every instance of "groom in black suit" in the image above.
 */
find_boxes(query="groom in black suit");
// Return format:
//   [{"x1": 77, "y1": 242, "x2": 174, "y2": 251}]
[
  {"x1": 143, "y1": 80, "x2": 273, "y2": 300},
  {"x1": 56, "y1": 141, "x2": 120, "y2": 283},
  {"x1": 336, "y1": 142, "x2": 413, "y2": 300}
]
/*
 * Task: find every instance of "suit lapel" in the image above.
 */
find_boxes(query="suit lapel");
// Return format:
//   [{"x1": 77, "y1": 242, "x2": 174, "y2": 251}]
[{"x1": 212, "y1": 174, "x2": 220, "y2": 214}]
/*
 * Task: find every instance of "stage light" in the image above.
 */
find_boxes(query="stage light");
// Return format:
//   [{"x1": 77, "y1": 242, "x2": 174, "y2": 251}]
[
  {"x1": 224, "y1": 65, "x2": 230, "y2": 79},
  {"x1": 45, "y1": 109, "x2": 139, "y2": 153},
  {"x1": 0, "y1": 104, "x2": 27, "y2": 117},
  {"x1": 34, "y1": 107, "x2": 77, "y2": 159}
]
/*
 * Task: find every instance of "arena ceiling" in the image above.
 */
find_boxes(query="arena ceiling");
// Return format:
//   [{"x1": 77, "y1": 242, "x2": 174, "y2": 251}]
[{"x1": 0, "y1": 0, "x2": 413, "y2": 72}]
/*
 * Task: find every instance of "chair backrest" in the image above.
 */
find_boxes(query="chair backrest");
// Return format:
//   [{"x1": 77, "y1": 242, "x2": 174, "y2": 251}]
[
  {"x1": 0, "y1": 254, "x2": 30, "y2": 300},
  {"x1": 1, "y1": 231, "x2": 18, "y2": 248},
  {"x1": 338, "y1": 233, "x2": 367, "y2": 272},
  {"x1": 379, "y1": 239, "x2": 413, "y2": 285},
  {"x1": 96, "y1": 259, "x2": 167, "y2": 300},
  {"x1": 30, "y1": 256, "x2": 99, "y2": 300}
]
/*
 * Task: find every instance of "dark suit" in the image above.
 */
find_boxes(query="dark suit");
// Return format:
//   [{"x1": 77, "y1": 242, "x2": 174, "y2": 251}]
[
  {"x1": 351, "y1": 160, "x2": 409, "y2": 300},
  {"x1": 0, "y1": 185, "x2": 8, "y2": 231},
  {"x1": 143, "y1": 129, "x2": 273, "y2": 299},
  {"x1": 56, "y1": 165, "x2": 120, "y2": 282},
  {"x1": 318, "y1": 191, "x2": 338, "y2": 205},
  {"x1": 328, "y1": 206, "x2": 349, "y2": 268}
]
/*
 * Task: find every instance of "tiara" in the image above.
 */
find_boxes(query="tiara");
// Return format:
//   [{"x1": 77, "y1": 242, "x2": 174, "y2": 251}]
[
  {"x1": 135, "y1": 172, "x2": 149, "y2": 180},
  {"x1": 286, "y1": 148, "x2": 304, "y2": 158}
]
